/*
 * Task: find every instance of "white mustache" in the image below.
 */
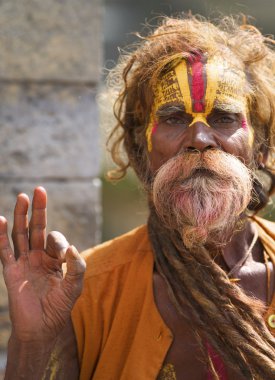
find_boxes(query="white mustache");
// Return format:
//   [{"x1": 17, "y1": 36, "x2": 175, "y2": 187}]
[{"x1": 152, "y1": 149, "x2": 253, "y2": 248}]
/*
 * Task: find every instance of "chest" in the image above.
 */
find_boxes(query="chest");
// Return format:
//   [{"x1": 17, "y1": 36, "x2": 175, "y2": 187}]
[
  {"x1": 153, "y1": 262, "x2": 274, "y2": 380},
  {"x1": 153, "y1": 271, "x2": 208, "y2": 379}
]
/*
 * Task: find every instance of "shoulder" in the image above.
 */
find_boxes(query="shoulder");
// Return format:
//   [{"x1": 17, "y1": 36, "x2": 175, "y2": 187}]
[{"x1": 80, "y1": 224, "x2": 151, "y2": 279}]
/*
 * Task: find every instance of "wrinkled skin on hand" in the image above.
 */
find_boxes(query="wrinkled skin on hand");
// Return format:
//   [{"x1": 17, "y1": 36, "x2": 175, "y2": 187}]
[{"x1": 0, "y1": 187, "x2": 86, "y2": 343}]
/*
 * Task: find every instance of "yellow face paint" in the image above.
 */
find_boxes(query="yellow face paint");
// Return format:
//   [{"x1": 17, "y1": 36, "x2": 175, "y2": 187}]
[{"x1": 146, "y1": 55, "x2": 253, "y2": 151}]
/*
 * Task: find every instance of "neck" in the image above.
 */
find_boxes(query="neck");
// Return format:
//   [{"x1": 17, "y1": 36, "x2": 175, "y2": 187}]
[{"x1": 216, "y1": 218, "x2": 261, "y2": 273}]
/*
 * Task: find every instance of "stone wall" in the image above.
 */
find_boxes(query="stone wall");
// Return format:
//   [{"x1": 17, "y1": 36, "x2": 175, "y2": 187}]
[{"x1": 0, "y1": 0, "x2": 102, "y2": 372}]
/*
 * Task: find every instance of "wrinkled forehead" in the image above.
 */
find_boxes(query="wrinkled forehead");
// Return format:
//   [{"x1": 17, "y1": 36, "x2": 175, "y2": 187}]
[{"x1": 153, "y1": 55, "x2": 247, "y2": 114}]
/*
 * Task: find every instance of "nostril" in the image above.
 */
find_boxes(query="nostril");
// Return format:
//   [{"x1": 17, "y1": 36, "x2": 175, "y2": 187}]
[
  {"x1": 187, "y1": 146, "x2": 213, "y2": 152},
  {"x1": 204, "y1": 145, "x2": 215, "y2": 151}
]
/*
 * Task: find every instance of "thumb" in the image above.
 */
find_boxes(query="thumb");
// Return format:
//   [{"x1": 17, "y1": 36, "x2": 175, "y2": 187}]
[
  {"x1": 46, "y1": 231, "x2": 69, "y2": 262},
  {"x1": 63, "y1": 245, "x2": 86, "y2": 300}
]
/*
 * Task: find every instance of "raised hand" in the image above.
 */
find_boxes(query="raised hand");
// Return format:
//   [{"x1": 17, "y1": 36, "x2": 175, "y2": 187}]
[{"x1": 0, "y1": 186, "x2": 86, "y2": 343}]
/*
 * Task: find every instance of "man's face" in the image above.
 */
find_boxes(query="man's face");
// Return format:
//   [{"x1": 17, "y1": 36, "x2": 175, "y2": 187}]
[
  {"x1": 147, "y1": 55, "x2": 254, "y2": 247},
  {"x1": 146, "y1": 55, "x2": 254, "y2": 172}
]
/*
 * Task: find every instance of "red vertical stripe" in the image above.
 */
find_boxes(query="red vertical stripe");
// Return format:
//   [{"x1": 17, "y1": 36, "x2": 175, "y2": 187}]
[{"x1": 189, "y1": 57, "x2": 205, "y2": 112}]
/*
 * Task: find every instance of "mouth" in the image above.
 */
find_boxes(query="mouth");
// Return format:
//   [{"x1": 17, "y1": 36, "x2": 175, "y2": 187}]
[{"x1": 191, "y1": 167, "x2": 217, "y2": 178}]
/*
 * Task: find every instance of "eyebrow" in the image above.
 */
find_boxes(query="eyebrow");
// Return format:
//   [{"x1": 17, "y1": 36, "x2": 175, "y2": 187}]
[
  {"x1": 213, "y1": 103, "x2": 244, "y2": 114},
  {"x1": 155, "y1": 103, "x2": 186, "y2": 117}
]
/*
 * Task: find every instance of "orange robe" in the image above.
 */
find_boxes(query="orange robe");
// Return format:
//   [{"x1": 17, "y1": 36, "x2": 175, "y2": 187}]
[{"x1": 72, "y1": 217, "x2": 275, "y2": 380}]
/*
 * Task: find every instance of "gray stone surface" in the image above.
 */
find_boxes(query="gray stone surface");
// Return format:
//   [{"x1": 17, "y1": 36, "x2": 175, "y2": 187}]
[
  {"x1": 0, "y1": 0, "x2": 102, "y2": 82},
  {"x1": 0, "y1": 296, "x2": 10, "y2": 352},
  {"x1": 0, "y1": 352, "x2": 6, "y2": 378},
  {"x1": 0, "y1": 0, "x2": 103, "y2": 355},
  {"x1": 0, "y1": 83, "x2": 100, "y2": 179}
]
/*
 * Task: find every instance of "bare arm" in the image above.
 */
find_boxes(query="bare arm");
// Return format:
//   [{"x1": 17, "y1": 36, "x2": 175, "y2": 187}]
[
  {"x1": 5, "y1": 319, "x2": 79, "y2": 380},
  {"x1": 0, "y1": 187, "x2": 86, "y2": 380},
  {"x1": 40, "y1": 319, "x2": 80, "y2": 380}
]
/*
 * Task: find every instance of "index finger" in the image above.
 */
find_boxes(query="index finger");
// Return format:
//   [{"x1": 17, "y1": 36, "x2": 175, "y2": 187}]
[
  {"x1": 0, "y1": 217, "x2": 15, "y2": 266},
  {"x1": 29, "y1": 187, "x2": 47, "y2": 251}
]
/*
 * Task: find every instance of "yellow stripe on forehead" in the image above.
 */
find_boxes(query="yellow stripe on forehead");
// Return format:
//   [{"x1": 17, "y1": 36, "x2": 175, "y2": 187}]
[
  {"x1": 146, "y1": 55, "x2": 250, "y2": 151},
  {"x1": 175, "y1": 57, "x2": 224, "y2": 117},
  {"x1": 204, "y1": 58, "x2": 220, "y2": 114},
  {"x1": 175, "y1": 58, "x2": 219, "y2": 128},
  {"x1": 146, "y1": 68, "x2": 183, "y2": 151},
  {"x1": 174, "y1": 60, "x2": 192, "y2": 114}
]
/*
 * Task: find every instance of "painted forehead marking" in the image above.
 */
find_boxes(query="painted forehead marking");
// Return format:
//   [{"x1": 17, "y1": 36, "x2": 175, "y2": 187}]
[
  {"x1": 188, "y1": 56, "x2": 207, "y2": 112},
  {"x1": 146, "y1": 55, "x2": 248, "y2": 151},
  {"x1": 175, "y1": 55, "x2": 235, "y2": 117},
  {"x1": 176, "y1": 54, "x2": 211, "y2": 114}
]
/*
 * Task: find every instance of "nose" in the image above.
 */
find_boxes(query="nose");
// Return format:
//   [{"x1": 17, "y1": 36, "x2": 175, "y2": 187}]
[{"x1": 186, "y1": 121, "x2": 218, "y2": 152}]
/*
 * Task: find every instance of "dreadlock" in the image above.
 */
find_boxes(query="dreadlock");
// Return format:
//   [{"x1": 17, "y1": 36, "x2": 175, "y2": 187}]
[
  {"x1": 148, "y1": 207, "x2": 275, "y2": 379},
  {"x1": 105, "y1": 14, "x2": 275, "y2": 378}
]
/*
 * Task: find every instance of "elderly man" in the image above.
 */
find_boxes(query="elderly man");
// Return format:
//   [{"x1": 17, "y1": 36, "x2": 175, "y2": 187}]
[{"x1": 0, "y1": 15, "x2": 275, "y2": 380}]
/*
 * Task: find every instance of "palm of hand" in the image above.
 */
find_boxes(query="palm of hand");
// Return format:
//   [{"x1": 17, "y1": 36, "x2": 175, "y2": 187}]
[{"x1": 0, "y1": 187, "x2": 86, "y2": 343}]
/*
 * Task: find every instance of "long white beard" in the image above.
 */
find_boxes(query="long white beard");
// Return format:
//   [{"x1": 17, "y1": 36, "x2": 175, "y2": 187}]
[{"x1": 152, "y1": 150, "x2": 253, "y2": 248}]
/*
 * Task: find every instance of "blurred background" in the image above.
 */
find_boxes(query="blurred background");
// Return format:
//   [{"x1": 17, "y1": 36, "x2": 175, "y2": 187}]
[
  {"x1": 0, "y1": 0, "x2": 274, "y2": 376},
  {"x1": 102, "y1": 0, "x2": 275, "y2": 241},
  {"x1": 104, "y1": 0, "x2": 275, "y2": 64}
]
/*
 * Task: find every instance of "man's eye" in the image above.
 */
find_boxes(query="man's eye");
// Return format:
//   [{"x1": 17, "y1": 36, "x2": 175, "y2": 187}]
[
  {"x1": 213, "y1": 115, "x2": 238, "y2": 124},
  {"x1": 164, "y1": 117, "x2": 188, "y2": 125}
]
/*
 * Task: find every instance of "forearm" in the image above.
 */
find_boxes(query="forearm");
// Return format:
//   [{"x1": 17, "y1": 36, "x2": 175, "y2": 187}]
[
  {"x1": 5, "y1": 334, "x2": 56, "y2": 380},
  {"x1": 5, "y1": 320, "x2": 80, "y2": 380}
]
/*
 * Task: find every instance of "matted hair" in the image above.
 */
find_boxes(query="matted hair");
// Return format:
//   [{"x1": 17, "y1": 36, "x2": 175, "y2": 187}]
[
  {"x1": 105, "y1": 14, "x2": 275, "y2": 379},
  {"x1": 106, "y1": 14, "x2": 275, "y2": 209}
]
